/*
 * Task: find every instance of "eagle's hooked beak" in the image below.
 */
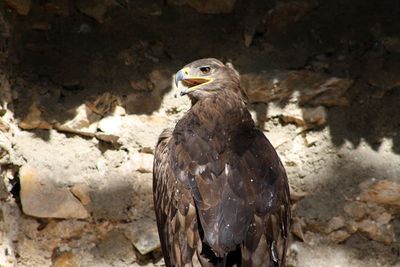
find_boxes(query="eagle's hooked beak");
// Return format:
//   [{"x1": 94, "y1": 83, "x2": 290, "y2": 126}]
[
  {"x1": 175, "y1": 69, "x2": 186, "y2": 89},
  {"x1": 175, "y1": 67, "x2": 212, "y2": 96}
]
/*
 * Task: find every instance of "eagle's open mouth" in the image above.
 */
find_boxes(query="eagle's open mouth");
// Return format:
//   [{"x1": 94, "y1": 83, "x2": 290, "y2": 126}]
[{"x1": 181, "y1": 78, "x2": 210, "y2": 88}]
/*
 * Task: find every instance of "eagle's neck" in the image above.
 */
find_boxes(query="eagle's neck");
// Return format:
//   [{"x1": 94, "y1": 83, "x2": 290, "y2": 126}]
[{"x1": 177, "y1": 89, "x2": 255, "y2": 138}]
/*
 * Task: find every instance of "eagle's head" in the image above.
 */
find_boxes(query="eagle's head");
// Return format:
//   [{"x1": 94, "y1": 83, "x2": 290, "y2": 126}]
[{"x1": 175, "y1": 58, "x2": 242, "y2": 102}]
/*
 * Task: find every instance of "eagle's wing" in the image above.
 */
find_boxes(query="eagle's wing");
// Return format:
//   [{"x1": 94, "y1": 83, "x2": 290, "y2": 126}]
[
  {"x1": 153, "y1": 128, "x2": 201, "y2": 267},
  {"x1": 154, "y1": 119, "x2": 290, "y2": 267},
  {"x1": 237, "y1": 129, "x2": 290, "y2": 266},
  {"x1": 169, "y1": 115, "x2": 290, "y2": 266}
]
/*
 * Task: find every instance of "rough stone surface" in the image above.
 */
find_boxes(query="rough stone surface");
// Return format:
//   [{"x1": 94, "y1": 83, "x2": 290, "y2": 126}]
[
  {"x1": 59, "y1": 104, "x2": 100, "y2": 134},
  {"x1": 280, "y1": 106, "x2": 305, "y2": 127},
  {"x1": 351, "y1": 218, "x2": 395, "y2": 245},
  {"x1": 0, "y1": 132, "x2": 12, "y2": 165},
  {"x1": 52, "y1": 252, "x2": 78, "y2": 267},
  {"x1": 364, "y1": 58, "x2": 400, "y2": 97},
  {"x1": 4, "y1": 0, "x2": 31, "y2": 15},
  {"x1": 343, "y1": 201, "x2": 368, "y2": 220},
  {"x1": 382, "y1": 36, "x2": 400, "y2": 53},
  {"x1": 76, "y1": 0, "x2": 116, "y2": 23},
  {"x1": 125, "y1": 217, "x2": 160, "y2": 255},
  {"x1": 302, "y1": 106, "x2": 327, "y2": 127},
  {"x1": 19, "y1": 165, "x2": 89, "y2": 219},
  {"x1": 44, "y1": 0, "x2": 70, "y2": 16},
  {"x1": 1, "y1": 1, "x2": 400, "y2": 266},
  {"x1": 70, "y1": 183, "x2": 91, "y2": 205},
  {"x1": 324, "y1": 216, "x2": 346, "y2": 234},
  {"x1": 0, "y1": 198, "x2": 20, "y2": 267},
  {"x1": 359, "y1": 179, "x2": 400, "y2": 206},
  {"x1": 90, "y1": 229, "x2": 136, "y2": 265},
  {"x1": 328, "y1": 229, "x2": 351, "y2": 243},
  {"x1": 267, "y1": 0, "x2": 314, "y2": 32},
  {"x1": 291, "y1": 217, "x2": 305, "y2": 241},
  {"x1": 241, "y1": 70, "x2": 353, "y2": 107},
  {"x1": 18, "y1": 102, "x2": 52, "y2": 130},
  {"x1": 130, "y1": 152, "x2": 154, "y2": 173},
  {"x1": 167, "y1": 0, "x2": 236, "y2": 14}
]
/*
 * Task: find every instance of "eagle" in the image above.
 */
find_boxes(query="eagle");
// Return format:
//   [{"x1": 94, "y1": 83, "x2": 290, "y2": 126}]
[{"x1": 153, "y1": 58, "x2": 290, "y2": 267}]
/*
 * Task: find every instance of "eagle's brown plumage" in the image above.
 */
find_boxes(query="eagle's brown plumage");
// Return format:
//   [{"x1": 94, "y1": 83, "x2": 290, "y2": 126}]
[{"x1": 153, "y1": 58, "x2": 290, "y2": 267}]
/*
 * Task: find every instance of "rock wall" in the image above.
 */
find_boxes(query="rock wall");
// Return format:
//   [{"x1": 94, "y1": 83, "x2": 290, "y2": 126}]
[{"x1": 1, "y1": 1, "x2": 400, "y2": 266}]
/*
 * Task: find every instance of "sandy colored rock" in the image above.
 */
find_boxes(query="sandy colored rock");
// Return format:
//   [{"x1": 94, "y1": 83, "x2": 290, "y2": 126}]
[
  {"x1": 277, "y1": 105, "x2": 327, "y2": 128},
  {"x1": 70, "y1": 183, "x2": 91, "y2": 205},
  {"x1": 19, "y1": 103, "x2": 52, "y2": 130},
  {"x1": 148, "y1": 69, "x2": 172, "y2": 93},
  {"x1": 359, "y1": 179, "x2": 400, "y2": 206},
  {"x1": 130, "y1": 152, "x2": 154, "y2": 173},
  {"x1": 87, "y1": 92, "x2": 121, "y2": 116},
  {"x1": 0, "y1": 132, "x2": 11, "y2": 164},
  {"x1": 76, "y1": 0, "x2": 117, "y2": 23},
  {"x1": 304, "y1": 133, "x2": 319, "y2": 147},
  {"x1": 0, "y1": 175, "x2": 8, "y2": 200},
  {"x1": 300, "y1": 76, "x2": 352, "y2": 106},
  {"x1": 97, "y1": 115, "x2": 123, "y2": 135},
  {"x1": 0, "y1": 117, "x2": 10, "y2": 132},
  {"x1": 328, "y1": 229, "x2": 351, "y2": 243},
  {"x1": 19, "y1": 165, "x2": 89, "y2": 219},
  {"x1": 291, "y1": 217, "x2": 305, "y2": 241},
  {"x1": 324, "y1": 216, "x2": 346, "y2": 234},
  {"x1": 371, "y1": 210, "x2": 392, "y2": 225},
  {"x1": 302, "y1": 106, "x2": 327, "y2": 127},
  {"x1": 242, "y1": 70, "x2": 353, "y2": 107},
  {"x1": 95, "y1": 132, "x2": 120, "y2": 144},
  {"x1": 124, "y1": 217, "x2": 160, "y2": 255},
  {"x1": 29, "y1": 219, "x2": 89, "y2": 241},
  {"x1": 113, "y1": 105, "x2": 126, "y2": 116},
  {"x1": 343, "y1": 201, "x2": 367, "y2": 220},
  {"x1": 87, "y1": 172, "x2": 153, "y2": 221},
  {"x1": 345, "y1": 220, "x2": 358, "y2": 234},
  {"x1": 290, "y1": 188, "x2": 308, "y2": 202},
  {"x1": 52, "y1": 252, "x2": 78, "y2": 267},
  {"x1": 59, "y1": 104, "x2": 100, "y2": 133},
  {"x1": 280, "y1": 107, "x2": 305, "y2": 127},
  {"x1": 343, "y1": 201, "x2": 395, "y2": 245},
  {"x1": 116, "y1": 114, "x2": 170, "y2": 151},
  {"x1": 4, "y1": 0, "x2": 31, "y2": 15},
  {"x1": 17, "y1": 235, "x2": 51, "y2": 266},
  {"x1": 353, "y1": 219, "x2": 395, "y2": 245},
  {"x1": 2, "y1": 1, "x2": 400, "y2": 266},
  {"x1": 91, "y1": 229, "x2": 136, "y2": 264}
]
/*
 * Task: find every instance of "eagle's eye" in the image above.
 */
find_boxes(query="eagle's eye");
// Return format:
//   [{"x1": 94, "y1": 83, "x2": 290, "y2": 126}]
[{"x1": 199, "y1": 66, "x2": 211, "y2": 74}]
